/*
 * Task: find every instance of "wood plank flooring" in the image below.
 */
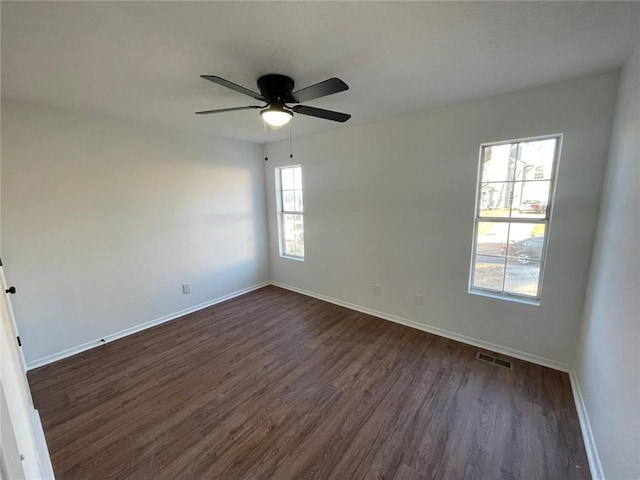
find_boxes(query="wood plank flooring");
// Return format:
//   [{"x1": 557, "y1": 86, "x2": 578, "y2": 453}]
[{"x1": 28, "y1": 286, "x2": 591, "y2": 479}]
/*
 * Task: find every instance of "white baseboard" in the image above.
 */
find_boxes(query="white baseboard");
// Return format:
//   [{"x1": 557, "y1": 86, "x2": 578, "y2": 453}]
[
  {"x1": 271, "y1": 281, "x2": 570, "y2": 372},
  {"x1": 569, "y1": 370, "x2": 605, "y2": 480},
  {"x1": 26, "y1": 281, "x2": 270, "y2": 370}
]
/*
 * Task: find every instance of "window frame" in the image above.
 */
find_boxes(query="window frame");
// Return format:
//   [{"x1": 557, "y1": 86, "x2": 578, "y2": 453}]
[
  {"x1": 468, "y1": 134, "x2": 562, "y2": 305},
  {"x1": 275, "y1": 165, "x2": 305, "y2": 261}
]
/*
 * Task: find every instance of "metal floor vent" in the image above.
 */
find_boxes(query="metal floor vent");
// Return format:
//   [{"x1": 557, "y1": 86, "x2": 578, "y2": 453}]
[{"x1": 476, "y1": 352, "x2": 512, "y2": 370}]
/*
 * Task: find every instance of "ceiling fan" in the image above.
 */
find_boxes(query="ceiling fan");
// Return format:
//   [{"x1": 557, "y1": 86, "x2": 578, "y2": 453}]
[{"x1": 196, "y1": 74, "x2": 351, "y2": 127}]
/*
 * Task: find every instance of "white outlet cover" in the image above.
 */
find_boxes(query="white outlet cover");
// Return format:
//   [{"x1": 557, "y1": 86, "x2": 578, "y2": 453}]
[
  {"x1": 182, "y1": 282, "x2": 191, "y2": 294},
  {"x1": 373, "y1": 284, "x2": 381, "y2": 296},
  {"x1": 415, "y1": 294, "x2": 424, "y2": 306}
]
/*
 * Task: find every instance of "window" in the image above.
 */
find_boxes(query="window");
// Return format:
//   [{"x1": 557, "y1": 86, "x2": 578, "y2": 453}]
[
  {"x1": 276, "y1": 165, "x2": 304, "y2": 259},
  {"x1": 470, "y1": 135, "x2": 561, "y2": 304}
]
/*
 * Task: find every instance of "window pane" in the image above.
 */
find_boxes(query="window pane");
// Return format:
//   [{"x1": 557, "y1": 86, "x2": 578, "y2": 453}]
[
  {"x1": 515, "y1": 138, "x2": 556, "y2": 182},
  {"x1": 473, "y1": 221, "x2": 546, "y2": 294},
  {"x1": 479, "y1": 182, "x2": 514, "y2": 217},
  {"x1": 282, "y1": 190, "x2": 295, "y2": 211},
  {"x1": 472, "y1": 221, "x2": 508, "y2": 291},
  {"x1": 473, "y1": 259, "x2": 506, "y2": 291},
  {"x1": 504, "y1": 260, "x2": 541, "y2": 296},
  {"x1": 283, "y1": 234, "x2": 296, "y2": 256},
  {"x1": 482, "y1": 144, "x2": 516, "y2": 183},
  {"x1": 475, "y1": 221, "x2": 509, "y2": 259},
  {"x1": 293, "y1": 167, "x2": 302, "y2": 190},
  {"x1": 294, "y1": 190, "x2": 304, "y2": 212},
  {"x1": 281, "y1": 168, "x2": 294, "y2": 190},
  {"x1": 511, "y1": 181, "x2": 551, "y2": 219},
  {"x1": 283, "y1": 214, "x2": 296, "y2": 235},
  {"x1": 294, "y1": 233, "x2": 304, "y2": 257},
  {"x1": 281, "y1": 213, "x2": 304, "y2": 257},
  {"x1": 506, "y1": 223, "x2": 546, "y2": 263},
  {"x1": 293, "y1": 215, "x2": 304, "y2": 257}
]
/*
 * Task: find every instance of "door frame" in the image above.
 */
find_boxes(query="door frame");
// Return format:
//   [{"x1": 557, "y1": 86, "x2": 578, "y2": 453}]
[{"x1": 0, "y1": 260, "x2": 55, "y2": 479}]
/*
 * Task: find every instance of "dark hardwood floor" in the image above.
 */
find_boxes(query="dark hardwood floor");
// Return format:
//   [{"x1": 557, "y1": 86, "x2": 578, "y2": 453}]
[{"x1": 28, "y1": 286, "x2": 590, "y2": 479}]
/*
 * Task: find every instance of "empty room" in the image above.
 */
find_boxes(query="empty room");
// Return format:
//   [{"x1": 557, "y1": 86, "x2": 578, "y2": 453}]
[{"x1": 1, "y1": 2, "x2": 638, "y2": 479}]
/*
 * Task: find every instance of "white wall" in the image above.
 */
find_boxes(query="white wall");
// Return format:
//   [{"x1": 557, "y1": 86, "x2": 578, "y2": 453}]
[
  {"x1": 1, "y1": 100, "x2": 269, "y2": 366},
  {"x1": 575, "y1": 46, "x2": 640, "y2": 480},
  {"x1": 265, "y1": 73, "x2": 619, "y2": 366}
]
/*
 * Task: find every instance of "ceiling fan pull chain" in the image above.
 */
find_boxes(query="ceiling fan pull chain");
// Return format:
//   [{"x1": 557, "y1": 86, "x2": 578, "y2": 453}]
[
  {"x1": 263, "y1": 122, "x2": 269, "y2": 161},
  {"x1": 289, "y1": 120, "x2": 293, "y2": 159}
]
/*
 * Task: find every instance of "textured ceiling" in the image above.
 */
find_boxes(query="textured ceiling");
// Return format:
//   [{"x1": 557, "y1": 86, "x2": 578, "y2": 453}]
[{"x1": 2, "y1": 2, "x2": 639, "y2": 143}]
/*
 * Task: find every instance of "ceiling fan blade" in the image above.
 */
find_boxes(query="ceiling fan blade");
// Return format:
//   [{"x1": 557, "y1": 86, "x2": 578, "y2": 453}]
[
  {"x1": 292, "y1": 105, "x2": 351, "y2": 123},
  {"x1": 201, "y1": 75, "x2": 266, "y2": 101},
  {"x1": 291, "y1": 78, "x2": 349, "y2": 103},
  {"x1": 195, "y1": 105, "x2": 262, "y2": 115}
]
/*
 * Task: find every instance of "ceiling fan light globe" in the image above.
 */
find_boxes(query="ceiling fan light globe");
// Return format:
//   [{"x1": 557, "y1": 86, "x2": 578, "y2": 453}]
[{"x1": 261, "y1": 107, "x2": 292, "y2": 127}]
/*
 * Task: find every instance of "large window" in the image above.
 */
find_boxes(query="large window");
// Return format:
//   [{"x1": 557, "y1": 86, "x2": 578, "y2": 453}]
[
  {"x1": 276, "y1": 165, "x2": 304, "y2": 260},
  {"x1": 469, "y1": 135, "x2": 561, "y2": 304}
]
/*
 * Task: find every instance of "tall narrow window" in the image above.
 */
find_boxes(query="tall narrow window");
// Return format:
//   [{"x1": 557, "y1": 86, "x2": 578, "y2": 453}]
[
  {"x1": 276, "y1": 165, "x2": 304, "y2": 260},
  {"x1": 470, "y1": 135, "x2": 561, "y2": 304}
]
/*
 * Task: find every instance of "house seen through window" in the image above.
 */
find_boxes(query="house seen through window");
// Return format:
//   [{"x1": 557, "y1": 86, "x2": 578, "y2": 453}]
[
  {"x1": 276, "y1": 165, "x2": 304, "y2": 259},
  {"x1": 470, "y1": 135, "x2": 561, "y2": 303}
]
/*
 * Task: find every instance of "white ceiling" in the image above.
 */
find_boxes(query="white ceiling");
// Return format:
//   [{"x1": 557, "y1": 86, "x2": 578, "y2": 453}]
[{"x1": 2, "y1": 2, "x2": 639, "y2": 144}]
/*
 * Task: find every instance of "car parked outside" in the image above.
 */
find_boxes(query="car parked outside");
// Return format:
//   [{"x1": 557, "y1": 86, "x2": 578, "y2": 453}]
[
  {"x1": 518, "y1": 200, "x2": 546, "y2": 214},
  {"x1": 502, "y1": 236, "x2": 544, "y2": 264}
]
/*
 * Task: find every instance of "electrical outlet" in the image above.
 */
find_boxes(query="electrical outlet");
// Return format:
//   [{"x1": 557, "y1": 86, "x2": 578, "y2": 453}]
[
  {"x1": 182, "y1": 282, "x2": 192, "y2": 295},
  {"x1": 415, "y1": 294, "x2": 424, "y2": 306},
  {"x1": 373, "y1": 284, "x2": 381, "y2": 296}
]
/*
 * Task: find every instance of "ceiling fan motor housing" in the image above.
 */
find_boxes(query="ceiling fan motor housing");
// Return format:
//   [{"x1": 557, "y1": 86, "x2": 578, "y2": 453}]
[{"x1": 257, "y1": 74, "x2": 296, "y2": 104}]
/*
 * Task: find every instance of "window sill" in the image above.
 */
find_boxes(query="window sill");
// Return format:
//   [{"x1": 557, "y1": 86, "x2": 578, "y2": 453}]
[
  {"x1": 280, "y1": 255, "x2": 304, "y2": 262},
  {"x1": 469, "y1": 288, "x2": 540, "y2": 306}
]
